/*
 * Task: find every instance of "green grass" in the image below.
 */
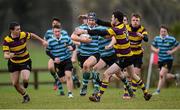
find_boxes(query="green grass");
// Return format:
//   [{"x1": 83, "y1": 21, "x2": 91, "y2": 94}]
[{"x1": 0, "y1": 85, "x2": 180, "y2": 109}]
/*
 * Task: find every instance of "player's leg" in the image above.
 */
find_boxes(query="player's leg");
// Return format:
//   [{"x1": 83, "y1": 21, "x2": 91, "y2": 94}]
[
  {"x1": 48, "y1": 59, "x2": 63, "y2": 91},
  {"x1": 153, "y1": 67, "x2": 167, "y2": 95},
  {"x1": 166, "y1": 73, "x2": 180, "y2": 86},
  {"x1": 10, "y1": 71, "x2": 24, "y2": 95},
  {"x1": 55, "y1": 64, "x2": 65, "y2": 96},
  {"x1": 65, "y1": 70, "x2": 74, "y2": 98},
  {"x1": 8, "y1": 60, "x2": 30, "y2": 103},
  {"x1": 165, "y1": 60, "x2": 180, "y2": 86},
  {"x1": 71, "y1": 49, "x2": 81, "y2": 88},
  {"x1": 71, "y1": 49, "x2": 77, "y2": 63},
  {"x1": 64, "y1": 59, "x2": 74, "y2": 98},
  {"x1": 20, "y1": 69, "x2": 31, "y2": 103},
  {"x1": 11, "y1": 71, "x2": 30, "y2": 103},
  {"x1": 131, "y1": 56, "x2": 143, "y2": 95},
  {"x1": 92, "y1": 59, "x2": 106, "y2": 94},
  {"x1": 93, "y1": 58, "x2": 106, "y2": 71},
  {"x1": 80, "y1": 55, "x2": 98, "y2": 96},
  {"x1": 131, "y1": 67, "x2": 141, "y2": 95},
  {"x1": 20, "y1": 59, "x2": 32, "y2": 89},
  {"x1": 127, "y1": 65, "x2": 152, "y2": 101},
  {"x1": 117, "y1": 69, "x2": 133, "y2": 99},
  {"x1": 21, "y1": 70, "x2": 30, "y2": 89},
  {"x1": 89, "y1": 63, "x2": 121, "y2": 102}
]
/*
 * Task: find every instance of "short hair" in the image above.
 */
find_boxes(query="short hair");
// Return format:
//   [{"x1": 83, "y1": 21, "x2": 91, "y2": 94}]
[
  {"x1": 113, "y1": 10, "x2": 124, "y2": 22},
  {"x1": 53, "y1": 24, "x2": 61, "y2": 29},
  {"x1": 160, "y1": 25, "x2": 168, "y2": 32},
  {"x1": 131, "y1": 13, "x2": 141, "y2": 19},
  {"x1": 78, "y1": 14, "x2": 88, "y2": 20},
  {"x1": 9, "y1": 22, "x2": 20, "y2": 30},
  {"x1": 52, "y1": 17, "x2": 60, "y2": 22}
]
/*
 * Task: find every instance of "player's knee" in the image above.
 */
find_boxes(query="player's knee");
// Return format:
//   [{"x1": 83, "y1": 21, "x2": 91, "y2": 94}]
[
  {"x1": 71, "y1": 58, "x2": 76, "y2": 63},
  {"x1": 49, "y1": 67, "x2": 55, "y2": 72},
  {"x1": 159, "y1": 72, "x2": 165, "y2": 79},
  {"x1": 66, "y1": 75, "x2": 72, "y2": 81},
  {"x1": 83, "y1": 64, "x2": 90, "y2": 71}
]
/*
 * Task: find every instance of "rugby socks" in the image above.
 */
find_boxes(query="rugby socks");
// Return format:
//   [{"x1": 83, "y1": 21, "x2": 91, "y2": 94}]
[
  {"x1": 92, "y1": 79, "x2": 99, "y2": 93},
  {"x1": 91, "y1": 71, "x2": 100, "y2": 82},
  {"x1": 136, "y1": 79, "x2": 148, "y2": 95},
  {"x1": 97, "y1": 80, "x2": 108, "y2": 97},
  {"x1": 132, "y1": 79, "x2": 138, "y2": 94},
  {"x1": 123, "y1": 85, "x2": 129, "y2": 96},
  {"x1": 121, "y1": 78, "x2": 131, "y2": 93},
  {"x1": 50, "y1": 72, "x2": 64, "y2": 92},
  {"x1": 57, "y1": 81, "x2": 64, "y2": 94},
  {"x1": 50, "y1": 72, "x2": 59, "y2": 82},
  {"x1": 82, "y1": 72, "x2": 90, "y2": 87}
]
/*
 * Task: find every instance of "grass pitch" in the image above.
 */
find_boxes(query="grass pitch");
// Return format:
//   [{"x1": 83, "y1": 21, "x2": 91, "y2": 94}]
[{"x1": 0, "y1": 85, "x2": 180, "y2": 109}]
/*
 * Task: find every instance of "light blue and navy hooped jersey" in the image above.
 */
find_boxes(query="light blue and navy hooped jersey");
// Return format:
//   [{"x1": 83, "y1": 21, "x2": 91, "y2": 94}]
[
  {"x1": 44, "y1": 28, "x2": 68, "y2": 41},
  {"x1": 47, "y1": 34, "x2": 73, "y2": 61},
  {"x1": 97, "y1": 26, "x2": 115, "y2": 57},
  {"x1": 152, "y1": 35, "x2": 179, "y2": 62},
  {"x1": 78, "y1": 24, "x2": 100, "y2": 56}
]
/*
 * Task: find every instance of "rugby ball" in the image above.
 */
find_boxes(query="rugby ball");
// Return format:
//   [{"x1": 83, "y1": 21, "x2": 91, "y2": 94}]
[{"x1": 79, "y1": 34, "x2": 90, "y2": 38}]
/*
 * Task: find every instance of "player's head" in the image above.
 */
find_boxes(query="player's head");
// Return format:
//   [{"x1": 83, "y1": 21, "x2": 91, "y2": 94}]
[
  {"x1": 52, "y1": 25, "x2": 61, "y2": 38},
  {"x1": 87, "y1": 12, "x2": 96, "y2": 26},
  {"x1": 160, "y1": 25, "x2": 168, "y2": 37},
  {"x1": 111, "y1": 10, "x2": 124, "y2": 26},
  {"x1": 52, "y1": 17, "x2": 61, "y2": 27},
  {"x1": 9, "y1": 22, "x2": 21, "y2": 37},
  {"x1": 131, "y1": 13, "x2": 141, "y2": 27},
  {"x1": 78, "y1": 14, "x2": 88, "y2": 24},
  {"x1": 123, "y1": 15, "x2": 128, "y2": 25}
]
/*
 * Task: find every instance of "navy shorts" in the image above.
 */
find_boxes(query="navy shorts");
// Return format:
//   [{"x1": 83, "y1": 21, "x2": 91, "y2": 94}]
[
  {"x1": 78, "y1": 53, "x2": 100, "y2": 68},
  {"x1": 8, "y1": 59, "x2": 32, "y2": 73},
  {"x1": 101, "y1": 54, "x2": 117, "y2": 67},
  {"x1": 158, "y1": 60, "x2": 173, "y2": 73},
  {"x1": 132, "y1": 55, "x2": 143, "y2": 68},
  {"x1": 54, "y1": 58, "x2": 73, "y2": 78}
]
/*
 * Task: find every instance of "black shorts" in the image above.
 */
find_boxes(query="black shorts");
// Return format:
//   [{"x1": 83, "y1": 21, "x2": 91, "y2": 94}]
[
  {"x1": 78, "y1": 53, "x2": 100, "y2": 68},
  {"x1": 54, "y1": 58, "x2": 73, "y2": 78},
  {"x1": 132, "y1": 55, "x2": 143, "y2": 68},
  {"x1": 116, "y1": 57, "x2": 133, "y2": 70},
  {"x1": 158, "y1": 60, "x2": 173, "y2": 72},
  {"x1": 8, "y1": 59, "x2": 32, "y2": 73},
  {"x1": 101, "y1": 54, "x2": 117, "y2": 67}
]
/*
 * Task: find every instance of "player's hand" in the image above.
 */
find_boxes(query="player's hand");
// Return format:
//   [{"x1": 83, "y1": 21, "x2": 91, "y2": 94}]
[
  {"x1": 80, "y1": 37, "x2": 92, "y2": 43},
  {"x1": 9, "y1": 53, "x2": 15, "y2": 58},
  {"x1": 105, "y1": 45, "x2": 112, "y2": 50},
  {"x1": 67, "y1": 46, "x2": 74, "y2": 51},
  {"x1": 54, "y1": 58, "x2": 60, "y2": 64},
  {"x1": 137, "y1": 32, "x2": 143, "y2": 38},
  {"x1": 167, "y1": 50, "x2": 173, "y2": 55}
]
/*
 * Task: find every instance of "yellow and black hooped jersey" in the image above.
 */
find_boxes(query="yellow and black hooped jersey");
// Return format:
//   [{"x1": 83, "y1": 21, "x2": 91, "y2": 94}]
[
  {"x1": 2, "y1": 31, "x2": 31, "y2": 63},
  {"x1": 126, "y1": 24, "x2": 148, "y2": 56},
  {"x1": 107, "y1": 23, "x2": 133, "y2": 57}
]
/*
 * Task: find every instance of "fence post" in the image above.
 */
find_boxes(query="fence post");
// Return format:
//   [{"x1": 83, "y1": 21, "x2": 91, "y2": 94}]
[{"x1": 34, "y1": 70, "x2": 39, "y2": 89}]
